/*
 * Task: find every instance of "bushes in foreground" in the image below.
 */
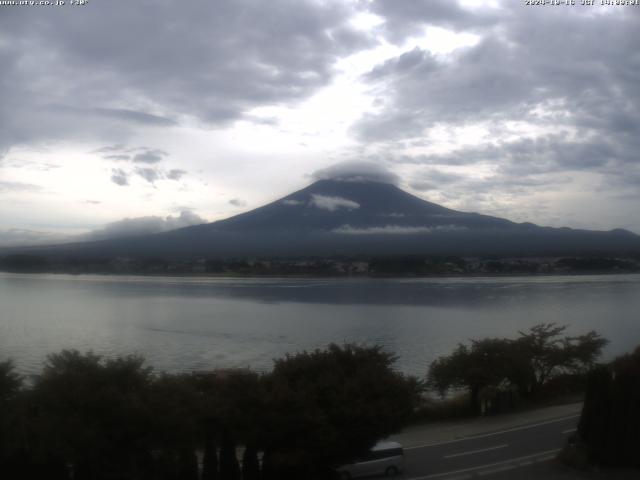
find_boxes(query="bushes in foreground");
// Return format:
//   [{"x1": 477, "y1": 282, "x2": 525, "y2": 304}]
[
  {"x1": 577, "y1": 346, "x2": 640, "y2": 468},
  {"x1": 0, "y1": 345, "x2": 420, "y2": 480}
]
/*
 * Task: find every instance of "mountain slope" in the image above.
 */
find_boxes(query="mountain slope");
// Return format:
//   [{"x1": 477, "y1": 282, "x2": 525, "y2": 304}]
[
  {"x1": 211, "y1": 179, "x2": 513, "y2": 232},
  {"x1": 8, "y1": 179, "x2": 640, "y2": 259}
]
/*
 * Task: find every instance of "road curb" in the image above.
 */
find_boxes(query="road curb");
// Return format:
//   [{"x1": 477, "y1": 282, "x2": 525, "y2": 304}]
[{"x1": 390, "y1": 403, "x2": 583, "y2": 448}]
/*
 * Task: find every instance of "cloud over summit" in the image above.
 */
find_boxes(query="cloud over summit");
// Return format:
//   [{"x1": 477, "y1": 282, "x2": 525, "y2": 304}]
[{"x1": 312, "y1": 161, "x2": 399, "y2": 185}]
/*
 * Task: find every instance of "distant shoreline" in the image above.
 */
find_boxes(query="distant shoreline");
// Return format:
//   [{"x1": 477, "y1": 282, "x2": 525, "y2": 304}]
[
  {"x1": 2, "y1": 251, "x2": 639, "y2": 279},
  {"x1": 2, "y1": 268, "x2": 640, "y2": 280}
]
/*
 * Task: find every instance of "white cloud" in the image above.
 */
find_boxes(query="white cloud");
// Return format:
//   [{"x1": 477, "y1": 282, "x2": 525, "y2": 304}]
[
  {"x1": 110, "y1": 168, "x2": 129, "y2": 186},
  {"x1": 132, "y1": 150, "x2": 167, "y2": 164},
  {"x1": 166, "y1": 169, "x2": 186, "y2": 181},
  {"x1": 332, "y1": 224, "x2": 468, "y2": 235},
  {"x1": 83, "y1": 210, "x2": 206, "y2": 241},
  {"x1": 282, "y1": 199, "x2": 304, "y2": 206},
  {"x1": 310, "y1": 194, "x2": 360, "y2": 211},
  {"x1": 312, "y1": 161, "x2": 399, "y2": 185},
  {"x1": 135, "y1": 167, "x2": 161, "y2": 184},
  {"x1": 0, "y1": 211, "x2": 209, "y2": 247}
]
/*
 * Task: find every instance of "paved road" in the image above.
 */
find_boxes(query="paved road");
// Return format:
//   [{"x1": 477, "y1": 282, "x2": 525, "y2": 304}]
[{"x1": 401, "y1": 414, "x2": 579, "y2": 479}]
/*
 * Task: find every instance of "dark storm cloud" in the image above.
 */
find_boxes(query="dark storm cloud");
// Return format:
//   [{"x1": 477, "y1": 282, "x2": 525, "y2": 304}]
[
  {"x1": 356, "y1": 4, "x2": 640, "y2": 192},
  {"x1": 0, "y1": 103, "x2": 171, "y2": 154},
  {"x1": 50, "y1": 106, "x2": 176, "y2": 127},
  {"x1": 0, "y1": 0, "x2": 372, "y2": 152},
  {"x1": 356, "y1": 36, "x2": 540, "y2": 139},
  {"x1": 312, "y1": 161, "x2": 400, "y2": 184},
  {"x1": 90, "y1": 108, "x2": 176, "y2": 126},
  {"x1": 410, "y1": 134, "x2": 626, "y2": 177},
  {"x1": 366, "y1": 0, "x2": 500, "y2": 42}
]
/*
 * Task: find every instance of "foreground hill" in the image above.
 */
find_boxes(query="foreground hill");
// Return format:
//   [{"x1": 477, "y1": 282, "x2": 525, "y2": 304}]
[{"x1": 7, "y1": 179, "x2": 640, "y2": 259}]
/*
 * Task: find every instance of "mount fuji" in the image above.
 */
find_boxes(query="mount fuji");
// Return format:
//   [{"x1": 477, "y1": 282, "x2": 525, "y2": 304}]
[{"x1": 10, "y1": 179, "x2": 640, "y2": 259}]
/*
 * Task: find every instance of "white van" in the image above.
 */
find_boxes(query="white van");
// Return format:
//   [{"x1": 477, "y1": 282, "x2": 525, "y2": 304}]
[{"x1": 337, "y1": 441, "x2": 404, "y2": 479}]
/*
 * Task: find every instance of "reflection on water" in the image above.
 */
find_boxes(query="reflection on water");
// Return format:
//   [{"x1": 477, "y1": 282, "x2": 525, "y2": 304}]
[{"x1": 1, "y1": 272, "x2": 640, "y2": 376}]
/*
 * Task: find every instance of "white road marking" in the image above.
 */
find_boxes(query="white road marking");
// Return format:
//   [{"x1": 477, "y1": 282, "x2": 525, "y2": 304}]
[
  {"x1": 535, "y1": 455, "x2": 556, "y2": 463},
  {"x1": 404, "y1": 414, "x2": 580, "y2": 450},
  {"x1": 405, "y1": 448, "x2": 561, "y2": 480},
  {"x1": 444, "y1": 444, "x2": 508, "y2": 459},
  {"x1": 562, "y1": 428, "x2": 577, "y2": 434},
  {"x1": 478, "y1": 464, "x2": 516, "y2": 476}
]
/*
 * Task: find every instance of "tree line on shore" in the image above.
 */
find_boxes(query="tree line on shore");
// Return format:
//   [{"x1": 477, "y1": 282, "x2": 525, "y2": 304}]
[
  {"x1": 2, "y1": 253, "x2": 639, "y2": 276},
  {"x1": 0, "y1": 324, "x2": 635, "y2": 479},
  {"x1": 427, "y1": 323, "x2": 608, "y2": 415}
]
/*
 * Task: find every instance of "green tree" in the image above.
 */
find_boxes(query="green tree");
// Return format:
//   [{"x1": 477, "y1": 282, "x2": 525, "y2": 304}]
[
  {"x1": 514, "y1": 324, "x2": 607, "y2": 395},
  {"x1": 29, "y1": 350, "x2": 155, "y2": 480},
  {"x1": 193, "y1": 369, "x2": 266, "y2": 480},
  {"x1": 261, "y1": 344, "x2": 420, "y2": 479},
  {"x1": 0, "y1": 360, "x2": 22, "y2": 403},
  {"x1": 427, "y1": 338, "x2": 513, "y2": 414},
  {"x1": 427, "y1": 325, "x2": 608, "y2": 414},
  {"x1": 0, "y1": 360, "x2": 24, "y2": 476},
  {"x1": 146, "y1": 373, "x2": 202, "y2": 480}
]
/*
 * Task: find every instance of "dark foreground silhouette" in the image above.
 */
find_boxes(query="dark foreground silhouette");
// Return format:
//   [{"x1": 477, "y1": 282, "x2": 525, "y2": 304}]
[
  {"x1": 1, "y1": 326, "x2": 634, "y2": 479},
  {"x1": 572, "y1": 346, "x2": 640, "y2": 469},
  {"x1": 0, "y1": 345, "x2": 419, "y2": 480}
]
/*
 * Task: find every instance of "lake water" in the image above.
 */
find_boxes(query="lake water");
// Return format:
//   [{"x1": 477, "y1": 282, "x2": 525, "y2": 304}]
[{"x1": 1, "y1": 272, "x2": 639, "y2": 377}]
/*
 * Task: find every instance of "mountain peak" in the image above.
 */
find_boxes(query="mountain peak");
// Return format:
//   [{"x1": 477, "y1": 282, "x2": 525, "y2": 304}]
[
  {"x1": 310, "y1": 161, "x2": 400, "y2": 185},
  {"x1": 214, "y1": 177, "x2": 460, "y2": 233},
  {"x1": 7, "y1": 178, "x2": 640, "y2": 259}
]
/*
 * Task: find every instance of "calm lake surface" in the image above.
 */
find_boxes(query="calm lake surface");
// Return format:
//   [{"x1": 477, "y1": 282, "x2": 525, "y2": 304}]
[{"x1": 1, "y1": 272, "x2": 640, "y2": 377}]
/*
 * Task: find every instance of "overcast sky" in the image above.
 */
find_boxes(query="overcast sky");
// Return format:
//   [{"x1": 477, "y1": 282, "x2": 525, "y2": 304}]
[{"x1": 1, "y1": 0, "x2": 639, "y2": 245}]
